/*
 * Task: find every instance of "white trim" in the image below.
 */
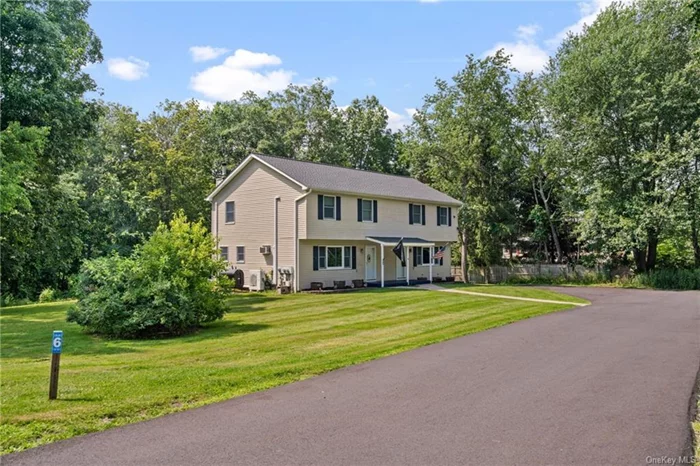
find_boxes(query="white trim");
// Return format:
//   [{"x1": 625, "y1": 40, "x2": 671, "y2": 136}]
[
  {"x1": 206, "y1": 154, "x2": 308, "y2": 201},
  {"x1": 380, "y1": 246, "x2": 385, "y2": 287},
  {"x1": 235, "y1": 245, "x2": 245, "y2": 264},
  {"x1": 365, "y1": 237, "x2": 434, "y2": 248}
]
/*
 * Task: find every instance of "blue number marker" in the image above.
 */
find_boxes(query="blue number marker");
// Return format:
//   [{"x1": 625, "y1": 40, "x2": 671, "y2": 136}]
[{"x1": 52, "y1": 330, "x2": 63, "y2": 354}]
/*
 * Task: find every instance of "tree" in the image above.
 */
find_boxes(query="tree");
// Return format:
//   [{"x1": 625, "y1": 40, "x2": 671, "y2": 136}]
[
  {"x1": 547, "y1": 0, "x2": 700, "y2": 272},
  {"x1": 402, "y1": 51, "x2": 521, "y2": 279},
  {"x1": 514, "y1": 74, "x2": 565, "y2": 262},
  {"x1": 341, "y1": 96, "x2": 403, "y2": 173},
  {"x1": 1, "y1": 0, "x2": 103, "y2": 299}
]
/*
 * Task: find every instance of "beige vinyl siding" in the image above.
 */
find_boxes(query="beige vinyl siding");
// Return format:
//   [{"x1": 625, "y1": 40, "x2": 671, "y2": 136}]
[
  {"x1": 211, "y1": 159, "x2": 304, "y2": 286},
  {"x1": 305, "y1": 194, "x2": 458, "y2": 242},
  {"x1": 299, "y1": 240, "x2": 452, "y2": 290}
]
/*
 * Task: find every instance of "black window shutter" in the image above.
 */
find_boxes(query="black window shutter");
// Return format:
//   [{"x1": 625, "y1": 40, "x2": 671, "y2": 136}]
[
  {"x1": 373, "y1": 200, "x2": 378, "y2": 223},
  {"x1": 448, "y1": 207, "x2": 452, "y2": 227},
  {"x1": 437, "y1": 206, "x2": 441, "y2": 226},
  {"x1": 313, "y1": 246, "x2": 319, "y2": 271},
  {"x1": 421, "y1": 205, "x2": 426, "y2": 225},
  {"x1": 336, "y1": 196, "x2": 341, "y2": 220},
  {"x1": 412, "y1": 247, "x2": 418, "y2": 267},
  {"x1": 351, "y1": 246, "x2": 357, "y2": 269},
  {"x1": 357, "y1": 199, "x2": 362, "y2": 222},
  {"x1": 409, "y1": 203, "x2": 414, "y2": 224},
  {"x1": 317, "y1": 195, "x2": 323, "y2": 219}
]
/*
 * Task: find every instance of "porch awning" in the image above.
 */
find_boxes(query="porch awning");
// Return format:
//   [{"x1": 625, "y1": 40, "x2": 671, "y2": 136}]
[{"x1": 366, "y1": 236, "x2": 434, "y2": 247}]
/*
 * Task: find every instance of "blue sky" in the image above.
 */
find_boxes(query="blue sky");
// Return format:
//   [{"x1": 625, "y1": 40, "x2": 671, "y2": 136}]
[{"x1": 86, "y1": 1, "x2": 611, "y2": 129}]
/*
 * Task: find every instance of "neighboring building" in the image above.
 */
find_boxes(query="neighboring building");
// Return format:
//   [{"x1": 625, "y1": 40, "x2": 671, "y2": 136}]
[{"x1": 206, "y1": 153, "x2": 461, "y2": 291}]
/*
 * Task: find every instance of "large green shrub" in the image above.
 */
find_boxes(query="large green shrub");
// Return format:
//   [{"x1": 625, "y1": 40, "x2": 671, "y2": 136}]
[
  {"x1": 38, "y1": 288, "x2": 57, "y2": 303},
  {"x1": 68, "y1": 213, "x2": 230, "y2": 338}
]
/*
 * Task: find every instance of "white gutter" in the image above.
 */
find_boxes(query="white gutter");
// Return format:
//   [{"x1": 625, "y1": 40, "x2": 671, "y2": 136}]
[
  {"x1": 293, "y1": 190, "x2": 312, "y2": 292},
  {"x1": 273, "y1": 196, "x2": 280, "y2": 286}
]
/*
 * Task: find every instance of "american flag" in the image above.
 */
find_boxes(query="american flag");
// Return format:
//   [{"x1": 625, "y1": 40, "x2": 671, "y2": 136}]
[{"x1": 433, "y1": 245, "x2": 446, "y2": 259}]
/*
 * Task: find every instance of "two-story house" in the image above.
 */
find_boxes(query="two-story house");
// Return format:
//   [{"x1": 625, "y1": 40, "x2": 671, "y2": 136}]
[{"x1": 206, "y1": 154, "x2": 461, "y2": 291}]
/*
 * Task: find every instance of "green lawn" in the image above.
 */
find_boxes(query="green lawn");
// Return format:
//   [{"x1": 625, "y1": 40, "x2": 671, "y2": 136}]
[
  {"x1": 1, "y1": 288, "x2": 579, "y2": 454},
  {"x1": 439, "y1": 282, "x2": 590, "y2": 304}
]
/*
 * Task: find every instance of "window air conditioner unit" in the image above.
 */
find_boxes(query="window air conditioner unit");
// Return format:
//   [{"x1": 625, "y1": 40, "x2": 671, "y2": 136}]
[
  {"x1": 248, "y1": 270, "x2": 265, "y2": 292},
  {"x1": 260, "y1": 245, "x2": 272, "y2": 255}
]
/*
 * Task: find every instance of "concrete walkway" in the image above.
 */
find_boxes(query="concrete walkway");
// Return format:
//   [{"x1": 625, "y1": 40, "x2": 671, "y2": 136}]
[
  {"x1": 417, "y1": 283, "x2": 589, "y2": 306},
  {"x1": 6, "y1": 287, "x2": 699, "y2": 465}
]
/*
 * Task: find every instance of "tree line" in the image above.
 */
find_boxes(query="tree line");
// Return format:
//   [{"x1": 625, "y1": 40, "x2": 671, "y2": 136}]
[{"x1": 2, "y1": 0, "x2": 699, "y2": 300}]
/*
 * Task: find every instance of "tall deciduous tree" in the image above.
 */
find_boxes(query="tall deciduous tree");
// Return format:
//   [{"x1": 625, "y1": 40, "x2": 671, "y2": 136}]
[
  {"x1": 1, "y1": 0, "x2": 102, "y2": 298},
  {"x1": 341, "y1": 96, "x2": 402, "y2": 173},
  {"x1": 547, "y1": 0, "x2": 700, "y2": 272},
  {"x1": 402, "y1": 51, "x2": 521, "y2": 279}
]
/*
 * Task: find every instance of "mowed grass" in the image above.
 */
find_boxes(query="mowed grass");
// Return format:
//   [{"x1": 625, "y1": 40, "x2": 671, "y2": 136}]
[
  {"x1": 439, "y1": 282, "x2": 590, "y2": 304},
  {"x1": 1, "y1": 289, "x2": 577, "y2": 454}
]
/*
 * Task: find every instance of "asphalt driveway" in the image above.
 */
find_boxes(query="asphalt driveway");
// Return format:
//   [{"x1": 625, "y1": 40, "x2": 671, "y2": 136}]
[{"x1": 6, "y1": 287, "x2": 700, "y2": 465}]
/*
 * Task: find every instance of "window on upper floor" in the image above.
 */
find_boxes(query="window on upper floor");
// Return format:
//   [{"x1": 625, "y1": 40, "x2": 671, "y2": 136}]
[
  {"x1": 410, "y1": 204, "x2": 423, "y2": 225},
  {"x1": 361, "y1": 199, "x2": 373, "y2": 222},
  {"x1": 323, "y1": 195, "x2": 336, "y2": 219},
  {"x1": 438, "y1": 206, "x2": 448, "y2": 226},
  {"x1": 225, "y1": 201, "x2": 235, "y2": 223}
]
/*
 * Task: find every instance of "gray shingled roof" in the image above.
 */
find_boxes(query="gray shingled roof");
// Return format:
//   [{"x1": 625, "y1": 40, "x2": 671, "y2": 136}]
[{"x1": 255, "y1": 154, "x2": 461, "y2": 205}]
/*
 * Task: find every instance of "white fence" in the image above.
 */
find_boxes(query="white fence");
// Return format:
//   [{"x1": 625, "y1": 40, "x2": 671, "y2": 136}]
[{"x1": 451, "y1": 264, "x2": 603, "y2": 284}]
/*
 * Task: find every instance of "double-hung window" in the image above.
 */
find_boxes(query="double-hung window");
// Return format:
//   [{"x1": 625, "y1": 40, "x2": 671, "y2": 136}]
[
  {"x1": 314, "y1": 246, "x2": 356, "y2": 271},
  {"x1": 236, "y1": 246, "x2": 245, "y2": 263},
  {"x1": 414, "y1": 246, "x2": 442, "y2": 266},
  {"x1": 438, "y1": 207, "x2": 448, "y2": 226},
  {"x1": 220, "y1": 246, "x2": 229, "y2": 262},
  {"x1": 326, "y1": 246, "x2": 343, "y2": 269},
  {"x1": 323, "y1": 196, "x2": 336, "y2": 219},
  {"x1": 361, "y1": 200, "x2": 373, "y2": 222},
  {"x1": 225, "y1": 201, "x2": 235, "y2": 223},
  {"x1": 411, "y1": 204, "x2": 422, "y2": 224}
]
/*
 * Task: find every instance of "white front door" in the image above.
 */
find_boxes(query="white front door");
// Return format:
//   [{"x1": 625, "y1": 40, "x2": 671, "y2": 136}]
[
  {"x1": 395, "y1": 254, "x2": 406, "y2": 279},
  {"x1": 365, "y1": 246, "x2": 377, "y2": 281}
]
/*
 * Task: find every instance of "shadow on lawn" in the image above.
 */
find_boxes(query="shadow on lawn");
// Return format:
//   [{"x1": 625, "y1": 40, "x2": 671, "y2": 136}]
[{"x1": 224, "y1": 293, "x2": 283, "y2": 314}]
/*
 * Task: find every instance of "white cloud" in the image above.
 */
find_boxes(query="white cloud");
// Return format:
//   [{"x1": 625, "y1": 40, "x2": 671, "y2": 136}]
[
  {"x1": 190, "y1": 49, "x2": 295, "y2": 101},
  {"x1": 321, "y1": 76, "x2": 338, "y2": 86},
  {"x1": 189, "y1": 46, "x2": 229, "y2": 63},
  {"x1": 385, "y1": 107, "x2": 416, "y2": 131},
  {"x1": 516, "y1": 24, "x2": 541, "y2": 41},
  {"x1": 484, "y1": 25, "x2": 549, "y2": 73},
  {"x1": 484, "y1": 0, "x2": 632, "y2": 74},
  {"x1": 545, "y1": 0, "x2": 631, "y2": 48},
  {"x1": 107, "y1": 57, "x2": 149, "y2": 81}
]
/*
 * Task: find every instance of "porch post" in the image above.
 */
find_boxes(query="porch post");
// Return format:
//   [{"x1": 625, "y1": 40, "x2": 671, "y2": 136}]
[
  {"x1": 406, "y1": 246, "x2": 410, "y2": 285},
  {"x1": 380, "y1": 246, "x2": 385, "y2": 288},
  {"x1": 429, "y1": 248, "x2": 433, "y2": 283}
]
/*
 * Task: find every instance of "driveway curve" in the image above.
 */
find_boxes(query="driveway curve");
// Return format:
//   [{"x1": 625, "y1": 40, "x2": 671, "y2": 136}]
[{"x1": 6, "y1": 287, "x2": 700, "y2": 466}]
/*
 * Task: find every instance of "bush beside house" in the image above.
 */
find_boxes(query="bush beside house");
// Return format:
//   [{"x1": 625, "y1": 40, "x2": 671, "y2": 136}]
[{"x1": 68, "y1": 213, "x2": 231, "y2": 338}]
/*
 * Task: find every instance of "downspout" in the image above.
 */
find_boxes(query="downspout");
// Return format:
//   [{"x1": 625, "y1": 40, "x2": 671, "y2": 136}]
[
  {"x1": 273, "y1": 196, "x2": 280, "y2": 286},
  {"x1": 294, "y1": 190, "x2": 312, "y2": 292}
]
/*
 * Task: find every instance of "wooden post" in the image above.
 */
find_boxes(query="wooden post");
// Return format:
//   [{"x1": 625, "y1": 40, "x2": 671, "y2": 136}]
[
  {"x1": 49, "y1": 330, "x2": 63, "y2": 400},
  {"x1": 49, "y1": 353, "x2": 61, "y2": 400}
]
